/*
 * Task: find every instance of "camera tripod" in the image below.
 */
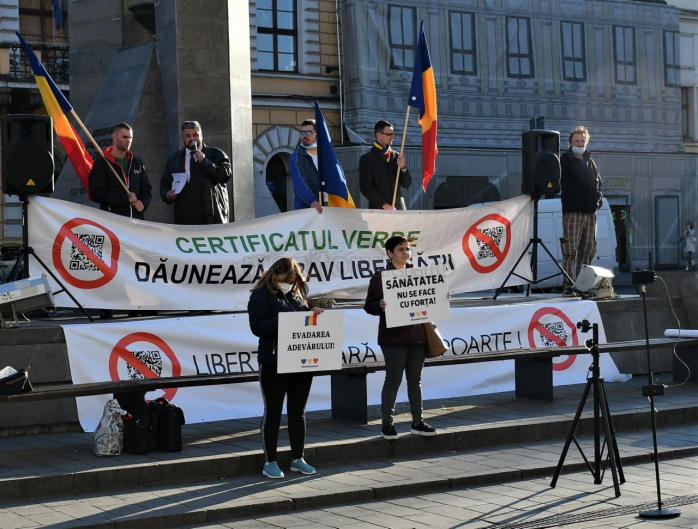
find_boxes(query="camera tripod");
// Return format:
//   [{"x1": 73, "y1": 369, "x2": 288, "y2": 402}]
[{"x1": 550, "y1": 319, "x2": 624, "y2": 497}]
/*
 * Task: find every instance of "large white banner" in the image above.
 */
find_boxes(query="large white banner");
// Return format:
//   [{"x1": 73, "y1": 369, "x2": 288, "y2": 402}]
[
  {"x1": 63, "y1": 300, "x2": 621, "y2": 431},
  {"x1": 28, "y1": 196, "x2": 532, "y2": 310}
]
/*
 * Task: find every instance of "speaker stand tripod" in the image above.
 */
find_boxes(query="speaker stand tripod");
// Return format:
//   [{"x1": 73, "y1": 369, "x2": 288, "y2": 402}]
[
  {"x1": 550, "y1": 320, "x2": 624, "y2": 497},
  {"x1": 13, "y1": 196, "x2": 93, "y2": 321},
  {"x1": 493, "y1": 196, "x2": 573, "y2": 300},
  {"x1": 637, "y1": 282, "x2": 681, "y2": 519}
]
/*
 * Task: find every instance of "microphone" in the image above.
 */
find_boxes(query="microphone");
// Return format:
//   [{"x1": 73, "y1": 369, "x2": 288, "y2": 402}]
[{"x1": 190, "y1": 141, "x2": 198, "y2": 163}]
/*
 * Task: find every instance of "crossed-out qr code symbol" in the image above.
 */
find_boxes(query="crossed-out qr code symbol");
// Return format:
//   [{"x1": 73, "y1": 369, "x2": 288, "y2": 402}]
[
  {"x1": 69, "y1": 234, "x2": 105, "y2": 271},
  {"x1": 540, "y1": 322, "x2": 567, "y2": 347},
  {"x1": 476, "y1": 227, "x2": 504, "y2": 260},
  {"x1": 126, "y1": 351, "x2": 163, "y2": 379}
]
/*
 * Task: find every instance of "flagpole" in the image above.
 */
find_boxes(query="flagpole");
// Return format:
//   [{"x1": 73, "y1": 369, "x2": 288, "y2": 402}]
[
  {"x1": 70, "y1": 109, "x2": 130, "y2": 195},
  {"x1": 392, "y1": 106, "x2": 411, "y2": 208}
]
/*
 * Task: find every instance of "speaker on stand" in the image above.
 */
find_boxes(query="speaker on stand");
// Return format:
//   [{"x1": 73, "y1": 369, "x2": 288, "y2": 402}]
[
  {"x1": 0, "y1": 115, "x2": 91, "y2": 319},
  {"x1": 494, "y1": 128, "x2": 572, "y2": 299},
  {"x1": 522, "y1": 130, "x2": 560, "y2": 197},
  {"x1": 1, "y1": 114, "x2": 54, "y2": 196}
]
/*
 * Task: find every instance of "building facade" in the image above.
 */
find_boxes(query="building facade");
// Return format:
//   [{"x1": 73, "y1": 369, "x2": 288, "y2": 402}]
[
  {"x1": 250, "y1": 0, "x2": 343, "y2": 214},
  {"x1": 251, "y1": 0, "x2": 698, "y2": 272}
]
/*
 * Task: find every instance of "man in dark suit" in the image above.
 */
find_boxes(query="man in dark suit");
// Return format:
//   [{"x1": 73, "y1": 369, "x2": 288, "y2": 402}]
[
  {"x1": 359, "y1": 120, "x2": 412, "y2": 210},
  {"x1": 160, "y1": 121, "x2": 232, "y2": 224}
]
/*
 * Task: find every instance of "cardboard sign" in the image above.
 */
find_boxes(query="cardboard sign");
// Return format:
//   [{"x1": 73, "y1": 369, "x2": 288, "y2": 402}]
[
  {"x1": 382, "y1": 265, "x2": 451, "y2": 328},
  {"x1": 277, "y1": 310, "x2": 344, "y2": 373}
]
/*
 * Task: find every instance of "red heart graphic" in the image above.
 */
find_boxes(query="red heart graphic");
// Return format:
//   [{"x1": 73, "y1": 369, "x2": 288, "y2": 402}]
[{"x1": 422, "y1": 311, "x2": 427, "y2": 316}]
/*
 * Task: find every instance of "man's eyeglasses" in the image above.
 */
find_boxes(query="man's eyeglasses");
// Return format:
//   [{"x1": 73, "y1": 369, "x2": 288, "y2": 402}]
[
  {"x1": 379, "y1": 131, "x2": 395, "y2": 137},
  {"x1": 300, "y1": 131, "x2": 315, "y2": 136}
]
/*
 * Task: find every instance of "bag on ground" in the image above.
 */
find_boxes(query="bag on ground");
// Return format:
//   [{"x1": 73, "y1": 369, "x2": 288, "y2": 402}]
[
  {"x1": 93, "y1": 399, "x2": 127, "y2": 456},
  {"x1": 115, "y1": 392, "x2": 158, "y2": 455},
  {"x1": 149, "y1": 398, "x2": 186, "y2": 452},
  {"x1": 0, "y1": 366, "x2": 33, "y2": 395}
]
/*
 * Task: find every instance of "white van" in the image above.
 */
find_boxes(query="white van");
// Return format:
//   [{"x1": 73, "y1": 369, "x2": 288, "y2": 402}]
[{"x1": 532, "y1": 197, "x2": 617, "y2": 289}]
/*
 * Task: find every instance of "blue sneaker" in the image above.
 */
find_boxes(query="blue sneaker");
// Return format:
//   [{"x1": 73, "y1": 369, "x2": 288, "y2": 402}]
[
  {"x1": 262, "y1": 461, "x2": 284, "y2": 479},
  {"x1": 290, "y1": 458, "x2": 316, "y2": 475}
]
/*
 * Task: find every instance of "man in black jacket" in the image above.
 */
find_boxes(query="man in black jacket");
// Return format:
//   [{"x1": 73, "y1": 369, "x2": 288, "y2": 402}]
[
  {"x1": 359, "y1": 120, "x2": 412, "y2": 210},
  {"x1": 160, "y1": 121, "x2": 232, "y2": 224},
  {"x1": 560, "y1": 125, "x2": 603, "y2": 297},
  {"x1": 89, "y1": 122, "x2": 152, "y2": 220}
]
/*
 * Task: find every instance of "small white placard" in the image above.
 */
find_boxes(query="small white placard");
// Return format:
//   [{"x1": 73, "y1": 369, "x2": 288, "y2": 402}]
[
  {"x1": 382, "y1": 265, "x2": 451, "y2": 328},
  {"x1": 171, "y1": 172, "x2": 188, "y2": 194},
  {"x1": 277, "y1": 310, "x2": 344, "y2": 373}
]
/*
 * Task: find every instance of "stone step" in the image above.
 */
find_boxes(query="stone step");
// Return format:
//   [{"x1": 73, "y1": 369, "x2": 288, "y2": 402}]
[
  {"x1": 1, "y1": 425, "x2": 695, "y2": 528},
  {"x1": 1, "y1": 376, "x2": 696, "y2": 503}
]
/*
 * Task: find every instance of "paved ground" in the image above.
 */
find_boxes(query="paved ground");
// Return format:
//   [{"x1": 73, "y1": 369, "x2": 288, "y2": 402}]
[
  {"x1": 0, "y1": 424, "x2": 696, "y2": 528},
  {"x1": 0, "y1": 374, "x2": 697, "y2": 528},
  {"x1": 201, "y1": 455, "x2": 698, "y2": 529}
]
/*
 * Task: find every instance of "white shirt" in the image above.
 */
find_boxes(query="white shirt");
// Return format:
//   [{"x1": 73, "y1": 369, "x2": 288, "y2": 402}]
[{"x1": 185, "y1": 149, "x2": 197, "y2": 178}]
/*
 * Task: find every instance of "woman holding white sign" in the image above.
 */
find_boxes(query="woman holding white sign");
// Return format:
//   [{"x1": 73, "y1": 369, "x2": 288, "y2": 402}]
[
  {"x1": 248, "y1": 257, "x2": 323, "y2": 479},
  {"x1": 364, "y1": 236, "x2": 437, "y2": 440}
]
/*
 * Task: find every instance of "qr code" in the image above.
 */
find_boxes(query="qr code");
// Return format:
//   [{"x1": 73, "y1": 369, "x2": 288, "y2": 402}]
[
  {"x1": 476, "y1": 227, "x2": 504, "y2": 259},
  {"x1": 540, "y1": 322, "x2": 567, "y2": 347},
  {"x1": 126, "y1": 350, "x2": 163, "y2": 379},
  {"x1": 69, "y1": 234, "x2": 104, "y2": 271}
]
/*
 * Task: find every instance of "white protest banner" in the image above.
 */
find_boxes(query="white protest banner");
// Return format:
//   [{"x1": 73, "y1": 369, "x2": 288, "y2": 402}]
[
  {"x1": 29, "y1": 195, "x2": 532, "y2": 311},
  {"x1": 382, "y1": 265, "x2": 450, "y2": 328},
  {"x1": 277, "y1": 311, "x2": 344, "y2": 373},
  {"x1": 62, "y1": 300, "x2": 622, "y2": 431}
]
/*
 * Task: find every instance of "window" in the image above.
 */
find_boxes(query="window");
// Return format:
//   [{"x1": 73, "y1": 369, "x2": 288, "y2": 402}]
[
  {"x1": 506, "y1": 17, "x2": 534, "y2": 78},
  {"x1": 388, "y1": 6, "x2": 416, "y2": 71},
  {"x1": 449, "y1": 12, "x2": 477, "y2": 76},
  {"x1": 19, "y1": 0, "x2": 69, "y2": 44},
  {"x1": 664, "y1": 31, "x2": 681, "y2": 88},
  {"x1": 613, "y1": 26, "x2": 636, "y2": 85},
  {"x1": 257, "y1": 0, "x2": 297, "y2": 72},
  {"x1": 561, "y1": 21, "x2": 586, "y2": 82}
]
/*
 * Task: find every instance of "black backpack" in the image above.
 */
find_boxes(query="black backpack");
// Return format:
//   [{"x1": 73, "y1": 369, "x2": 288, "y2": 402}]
[
  {"x1": 114, "y1": 392, "x2": 158, "y2": 455},
  {"x1": 148, "y1": 398, "x2": 186, "y2": 452}
]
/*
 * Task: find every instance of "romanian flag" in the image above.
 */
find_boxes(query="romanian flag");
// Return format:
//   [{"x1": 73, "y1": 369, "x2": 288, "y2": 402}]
[
  {"x1": 16, "y1": 33, "x2": 93, "y2": 198},
  {"x1": 305, "y1": 314, "x2": 318, "y2": 326},
  {"x1": 408, "y1": 21, "x2": 437, "y2": 192},
  {"x1": 314, "y1": 100, "x2": 355, "y2": 208}
]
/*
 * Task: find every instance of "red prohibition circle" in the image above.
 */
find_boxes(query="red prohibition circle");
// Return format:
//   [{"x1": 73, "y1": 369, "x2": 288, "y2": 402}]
[
  {"x1": 462, "y1": 214, "x2": 512, "y2": 274},
  {"x1": 527, "y1": 307, "x2": 579, "y2": 371},
  {"x1": 52, "y1": 218, "x2": 120, "y2": 289},
  {"x1": 108, "y1": 332, "x2": 182, "y2": 401}
]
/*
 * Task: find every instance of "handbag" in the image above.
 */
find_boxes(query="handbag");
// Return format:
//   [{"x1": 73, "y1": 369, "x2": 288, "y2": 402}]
[
  {"x1": 93, "y1": 399, "x2": 127, "y2": 456},
  {"x1": 423, "y1": 322, "x2": 447, "y2": 358},
  {"x1": 0, "y1": 366, "x2": 33, "y2": 395}
]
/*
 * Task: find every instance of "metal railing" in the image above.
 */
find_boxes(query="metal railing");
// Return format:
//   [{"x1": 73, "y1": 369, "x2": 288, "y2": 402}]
[{"x1": 0, "y1": 41, "x2": 69, "y2": 84}]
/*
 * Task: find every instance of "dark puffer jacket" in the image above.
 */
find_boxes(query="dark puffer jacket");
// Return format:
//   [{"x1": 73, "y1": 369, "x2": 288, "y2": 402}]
[
  {"x1": 560, "y1": 148, "x2": 602, "y2": 214},
  {"x1": 364, "y1": 261, "x2": 427, "y2": 345},
  {"x1": 248, "y1": 285, "x2": 309, "y2": 365}
]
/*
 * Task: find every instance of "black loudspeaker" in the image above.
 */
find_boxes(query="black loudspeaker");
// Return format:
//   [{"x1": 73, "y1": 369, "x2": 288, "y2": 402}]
[
  {"x1": 1, "y1": 114, "x2": 54, "y2": 196},
  {"x1": 522, "y1": 130, "x2": 560, "y2": 196}
]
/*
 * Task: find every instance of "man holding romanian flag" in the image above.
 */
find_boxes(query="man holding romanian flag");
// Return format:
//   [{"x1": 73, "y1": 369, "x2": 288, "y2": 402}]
[{"x1": 358, "y1": 20, "x2": 436, "y2": 210}]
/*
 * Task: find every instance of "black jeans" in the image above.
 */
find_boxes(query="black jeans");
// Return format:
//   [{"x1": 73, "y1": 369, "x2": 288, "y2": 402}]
[
  {"x1": 380, "y1": 343, "x2": 427, "y2": 427},
  {"x1": 259, "y1": 363, "x2": 313, "y2": 462}
]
